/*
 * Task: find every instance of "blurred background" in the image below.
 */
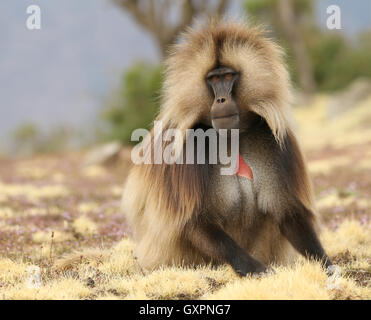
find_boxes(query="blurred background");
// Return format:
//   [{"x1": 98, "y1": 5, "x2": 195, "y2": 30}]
[{"x1": 0, "y1": 0, "x2": 370, "y2": 155}]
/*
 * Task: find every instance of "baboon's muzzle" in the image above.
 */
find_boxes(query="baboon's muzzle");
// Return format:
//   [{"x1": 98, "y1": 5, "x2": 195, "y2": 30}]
[
  {"x1": 207, "y1": 67, "x2": 240, "y2": 130},
  {"x1": 210, "y1": 96, "x2": 240, "y2": 130}
]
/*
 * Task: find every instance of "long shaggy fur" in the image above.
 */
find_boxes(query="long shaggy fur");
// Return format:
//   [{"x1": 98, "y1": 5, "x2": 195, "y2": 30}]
[{"x1": 122, "y1": 21, "x2": 314, "y2": 270}]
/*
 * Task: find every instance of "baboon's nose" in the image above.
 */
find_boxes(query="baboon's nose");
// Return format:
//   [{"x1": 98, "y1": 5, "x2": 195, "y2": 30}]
[{"x1": 216, "y1": 97, "x2": 227, "y2": 104}]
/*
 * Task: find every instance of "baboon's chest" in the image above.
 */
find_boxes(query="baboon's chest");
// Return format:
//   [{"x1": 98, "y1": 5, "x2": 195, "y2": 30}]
[
  {"x1": 203, "y1": 126, "x2": 277, "y2": 223},
  {"x1": 205, "y1": 162, "x2": 257, "y2": 222}
]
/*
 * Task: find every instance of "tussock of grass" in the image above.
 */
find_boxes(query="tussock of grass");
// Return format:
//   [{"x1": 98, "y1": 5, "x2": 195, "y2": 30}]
[
  {"x1": 0, "y1": 207, "x2": 14, "y2": 219},
  {"x1": 98, "y1": 239, "x2": 142, "y2": 276},
  {"x1": 308, "y1": 156, "x2": 351, "y2": 175},
  {"x1": 82, "y1": 165, "x2": 108, "y2": 178},
  {"x1": 0, "y1": 182, "x2": 69, "y2": 201},
  {"x1": 322, "y1": 220, "x2": 370, "y2": 259},
  {"x1": 207, "y1": 260, "x2": 370, "y2": 300},
  {"x1": 72, "y1": 215, "x2": 98, "y2": 236},
  {"x1": 0, "y1": 259, "x2": 29, "y2": 283},
  {"x1": 32, "y1": 231, "x2": 73, "y2": 244},
  {"x1": 2, "y1": 278, "x2": 93, "y2": 300},
  {"x1": 207, "y1": 261, "x2": 330, "y2": 300},
  {"x1": 15, "y1": 166, "x2": 49, "y2": 180},
  {"x1": 55, "y1": 247, "x2": 109, "y2": 271},
  {"x1": 358, "y1": 157, "x2": 371, "y2": 170},
  {"x1": 77, "y1": 202, "x2": 100, "y2": 214}
]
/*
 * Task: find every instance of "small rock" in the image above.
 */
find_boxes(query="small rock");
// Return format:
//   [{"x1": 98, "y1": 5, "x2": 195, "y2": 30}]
[
  {"x1": 86, "y1": 277, "x2": 95, "y2": 288},
  {"x1": 83, "y1": 141, "x2": 122, "y2": 167}
]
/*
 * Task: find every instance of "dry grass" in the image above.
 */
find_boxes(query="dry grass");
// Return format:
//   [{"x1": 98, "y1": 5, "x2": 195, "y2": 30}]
[
  {"x1": 0, "y1": 94, "x2": 370, "y2": 300},
  {"x1": 0, "y1": 220, "x2": 369, "y2": 300}
]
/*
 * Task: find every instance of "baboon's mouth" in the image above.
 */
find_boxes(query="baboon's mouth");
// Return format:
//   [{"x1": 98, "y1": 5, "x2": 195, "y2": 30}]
[{"x1": 212, "y1": 113, "x2": 239, "y2": 120}]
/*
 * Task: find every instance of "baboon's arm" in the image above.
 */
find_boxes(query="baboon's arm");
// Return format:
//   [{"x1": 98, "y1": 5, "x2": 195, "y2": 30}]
[
  {"x1": 184, "y1": 220, "x2": 267, "y2": 276},
  {"x1": 279, "y1": 209, "x2": 332, "y2": 269}
]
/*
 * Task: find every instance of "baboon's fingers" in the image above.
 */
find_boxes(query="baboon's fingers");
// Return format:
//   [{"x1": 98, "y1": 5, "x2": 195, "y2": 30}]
[{"x1": 185, "y1": 220, "x2": 266, "y2": 276}]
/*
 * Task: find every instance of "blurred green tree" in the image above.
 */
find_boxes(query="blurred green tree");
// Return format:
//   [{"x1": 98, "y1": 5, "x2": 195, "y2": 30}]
[
  {"x1": 102, "y1": 63, "x2": 163, "y2": 144},
  {"x1": 12, "y1": 123, "x2": 39, "y2": 155},
  {"x1": 245, "y1": 0, "x2": 371, "y2": 93},
  {"x1": 308, "y1": 31, "x2": 371, "y2": 91},
  {"x1": 37, "y1": 127, "x2": 73, "y2": 154},
  {"x1": 245, "y1": 0, "x2": 316, "y2": 94},
  {"x1": 11, "y1": 123, "x2": 76, "y2": 155}
]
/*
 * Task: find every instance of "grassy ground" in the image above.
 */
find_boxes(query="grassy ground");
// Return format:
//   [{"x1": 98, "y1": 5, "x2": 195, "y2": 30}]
[{"x1": 0, "y1": 94, "x2": 370, "y2": 300}]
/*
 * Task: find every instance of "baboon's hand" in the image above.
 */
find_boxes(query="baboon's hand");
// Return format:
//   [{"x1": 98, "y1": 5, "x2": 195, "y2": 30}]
[
  {"x1": 257, "y1": 266, "x2": 276, "y2": 278},
  {"x1": 326, "y1": 264, "x2": 338, "y2": 277},
  {"x1": 231, "y1": 254, "x2": 268, "y2": 277}
]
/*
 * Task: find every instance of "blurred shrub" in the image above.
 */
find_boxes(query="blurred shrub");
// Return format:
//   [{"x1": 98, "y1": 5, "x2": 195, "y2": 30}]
[
  {"x1": 245, "y1": 0, "x2": 312, "y2": 20},
  {"x1": 11, "y1": 123, "x2": 75, "y2": 155},
  {"x1": 12, "y1": 123, "x2": 39, "y2": 155},
  {"x1": 39, "y1": 127, "x2": 73, "y2": 153},
  {"x1": 102, "y1": 62, "x2": 163, "y2": 144},
  {"x1": 308, "y1": 31, "x2": 371, "y2": 91}
]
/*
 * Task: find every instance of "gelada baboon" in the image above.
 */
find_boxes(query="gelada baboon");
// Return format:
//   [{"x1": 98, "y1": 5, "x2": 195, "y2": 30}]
[{"x1": 122, "y1": 21, "x2": 332, "y2": 276}]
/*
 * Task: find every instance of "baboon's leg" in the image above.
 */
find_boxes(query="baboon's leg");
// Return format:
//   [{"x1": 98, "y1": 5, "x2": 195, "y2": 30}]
[
  {"x1": 184, "y1": 220, "x2": 267, "y2": 276},
  {"x1": 279, "y1": 209, "x2": 332, "y2": 269}
]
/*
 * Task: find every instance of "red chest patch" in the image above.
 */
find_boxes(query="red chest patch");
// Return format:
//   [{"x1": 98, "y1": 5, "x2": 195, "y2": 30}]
[{"x1": 235, "y1": 154, "x2": 254, "y2": 180}]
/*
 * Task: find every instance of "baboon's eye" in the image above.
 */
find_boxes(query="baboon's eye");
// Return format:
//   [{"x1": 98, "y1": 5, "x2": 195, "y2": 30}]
[
  {"x1": 211, "y1": 75, "x2": 219, "y2": 83},
  {"x1": 225, "y1": 73, "x2": 233, "y2": 81}
]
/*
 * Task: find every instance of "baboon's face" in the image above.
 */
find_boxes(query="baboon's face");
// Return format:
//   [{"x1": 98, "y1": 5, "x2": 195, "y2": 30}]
[{"x1": 206, "y1": 66, "x2": 240, "y2": 130}]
